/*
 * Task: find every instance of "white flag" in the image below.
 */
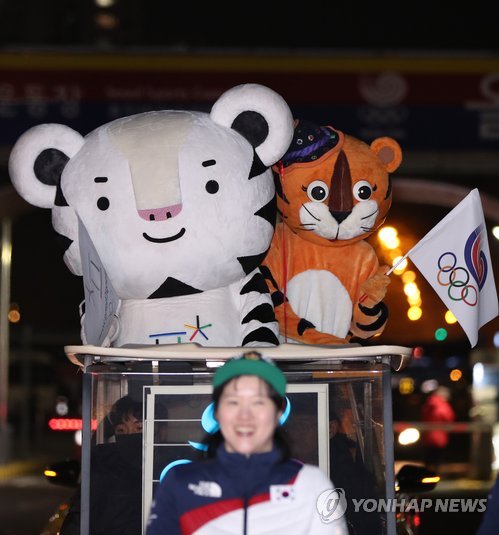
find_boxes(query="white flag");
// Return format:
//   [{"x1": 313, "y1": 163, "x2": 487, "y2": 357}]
[{"x1": 406, "y1": 188, "x2": 498, "y2": 347}]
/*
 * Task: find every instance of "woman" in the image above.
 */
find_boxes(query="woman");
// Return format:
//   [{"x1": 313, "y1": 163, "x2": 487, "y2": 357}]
[
  {"x1": 421, "y1": 385, "x2": 456, "y2": 472},
  {"x1": 147, "y1": 352, "x2": 348, "y2": 534}
]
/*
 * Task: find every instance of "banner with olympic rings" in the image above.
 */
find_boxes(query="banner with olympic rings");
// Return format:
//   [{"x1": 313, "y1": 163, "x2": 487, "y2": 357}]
[{"x1": 406, "y1": 189, "x2": 498, "y2": 347}]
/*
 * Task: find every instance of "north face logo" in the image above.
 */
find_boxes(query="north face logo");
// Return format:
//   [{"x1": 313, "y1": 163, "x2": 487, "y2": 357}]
[{"x1": 188, "y1": 480, "x2": 223, "y2": 498}]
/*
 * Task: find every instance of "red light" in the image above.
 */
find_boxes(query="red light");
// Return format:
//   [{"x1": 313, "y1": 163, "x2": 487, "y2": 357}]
[
  {"x1": 48, "y1": 418, "x2": 98, "y2": 431},
  {"x1": 412, "y1": 346, "x2": 424, "y2": 359},
  {"x1": 413, "y1": 512, "x2": 421, "y2": 527}
]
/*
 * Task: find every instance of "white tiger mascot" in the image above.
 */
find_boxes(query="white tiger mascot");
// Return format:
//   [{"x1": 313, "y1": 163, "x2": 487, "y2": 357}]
[{"x1": 9, "y1": 84, "x2": 294, "y2": 348}]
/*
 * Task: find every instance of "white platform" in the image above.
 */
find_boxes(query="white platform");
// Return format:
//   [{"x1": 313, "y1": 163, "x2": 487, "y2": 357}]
[{"x1": 65, "y1": 342, "x2": 413, "y2": 371}]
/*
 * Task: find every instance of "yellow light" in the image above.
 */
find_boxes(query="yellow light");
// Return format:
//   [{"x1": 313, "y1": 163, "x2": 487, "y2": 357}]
[
  {"x1": 387, "y1": 249, "x2": 402, "y2": 262},
  {"x1": 407, "y1": 295, "x2": 422, "y2": 306},
  {"x1": 393, "y1": 264, "x2": 406, "y2": 275},
  {"x1": 403, "y1": 282, "x2": 419, "y2": 297},
  {"x1": 445, "y1": 310, "x2": 458, "y2": 324},
  {"x1": 393, "y1": 256, "x2": 408, "y2": 272},
  {"x1": 398, "y1": 428, "x2": 420, "y2": 445},
  {"x1": 386, "y1": 236, "x2": 400, "y2": 249},
  {"x1": 450, "y1": 369, "x2": 462, "y2": 382},
  {"x1": 378, "y1": 226, "x2": 398, "y2": 243},
  {"x1": 407, "y1": 306, "x2": 422, "y2": 321},
  {"x1": 378, "y1": 227, "x2": 401, "y2": 250},
  {"x1": 44, "y1": 470, "x2": 57, "y2": 478},
  {"x1": 493, "y1": 226, "x2": 499, "y2": 240},
  {"x1": 402, "y1": 270, "x2": 417, "y2": 284},
  {"x1": 1, "y1": 241, "x2": 11, "y2": 267},
  {"x1": 8, "y1": 309, "x2": 20, "y2": 323},
  {"x1": 399, "y1": 377, "x2": 414, "y2": 394},
  {"x1": 8, "y1": 303, "x2": 20, "y2": 323},
  {"x1": 422, "y1": 476, "x2": 440, "y2": 484}
]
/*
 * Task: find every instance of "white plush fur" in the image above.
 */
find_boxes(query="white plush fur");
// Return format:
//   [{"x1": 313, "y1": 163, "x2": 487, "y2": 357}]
[{"x1": 8, "y1": 84, "x2": 294, "y2": 346}]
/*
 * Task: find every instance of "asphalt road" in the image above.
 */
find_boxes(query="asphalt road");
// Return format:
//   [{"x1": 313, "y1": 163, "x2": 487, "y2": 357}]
[
  {"x1": 417, "y1": 479, "x2": 492, "y2": 534},
  {"x1": 0, "y1": 471, "x2": 494, "y2": 535},
  {"x1": 0, "y1": 474, "x2": 73, "y2": 535}
]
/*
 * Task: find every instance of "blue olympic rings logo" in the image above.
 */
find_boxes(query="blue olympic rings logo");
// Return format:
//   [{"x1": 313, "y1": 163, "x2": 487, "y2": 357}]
[{"x1": 437, "y1": 252, "x2": 478, "y2": 307}]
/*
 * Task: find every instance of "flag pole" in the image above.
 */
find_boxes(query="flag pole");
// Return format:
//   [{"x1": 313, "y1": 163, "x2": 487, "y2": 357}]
[{"x1": 386, "y1": 251, "x2": 412, "y2": 275}]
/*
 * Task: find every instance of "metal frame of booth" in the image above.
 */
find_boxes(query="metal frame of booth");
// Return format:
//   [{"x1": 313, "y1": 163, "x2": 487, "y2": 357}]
[{"x1": 65, "y1": 343, "x2": 412, "y2": 535}]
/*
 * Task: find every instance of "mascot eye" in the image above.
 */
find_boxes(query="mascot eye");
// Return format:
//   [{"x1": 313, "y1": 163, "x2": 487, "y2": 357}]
[
  {"x1": 306, "y1": 180, "x2": 329, "y2": 202},
  {"x1": 353, "y1": 181, "x2": 373, "y2": 201},
  {"x1": 97, "y1": 197, "x2": 110, "y2": 210},
  {"x1": 205, "y1": 180, "x2": 219, "y2": 194}
]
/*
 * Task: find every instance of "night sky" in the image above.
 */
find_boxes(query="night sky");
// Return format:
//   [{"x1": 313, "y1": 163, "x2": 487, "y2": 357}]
[{"x1": 0, "y1": 2, "x2": 498, "y2": 52}]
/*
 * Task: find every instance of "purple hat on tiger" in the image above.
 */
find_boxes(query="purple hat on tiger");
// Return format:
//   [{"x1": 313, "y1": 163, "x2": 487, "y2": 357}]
[{"x1": 281, "y1": 120, "x2": 344, "y2": 168}]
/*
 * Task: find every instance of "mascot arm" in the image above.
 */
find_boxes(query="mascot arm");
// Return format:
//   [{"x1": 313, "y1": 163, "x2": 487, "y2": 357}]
[
  {"x1": 350, "y1": 265, "x2": 390, "y2": 339},
  {"x1": 239, "y1": 269, "x2": 280, "y2": 347},
  {"x1": 360, "y1": 265, "x2": 391, "y2": 307},
  {"x1": 273, "y1": 302, "x2": 349, "y2": 344}
]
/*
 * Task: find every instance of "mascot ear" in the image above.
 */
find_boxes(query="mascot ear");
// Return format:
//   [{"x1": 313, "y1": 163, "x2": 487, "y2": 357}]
[
  {"x1": 8, "y1": 124, "x2": 84, "y2": 208},
  {"x1": 210, "y1": 83, "x2": 294, "y2": 167},
  {"x1": 370, "y1": 137, "x2": 403, "y2": 173}
]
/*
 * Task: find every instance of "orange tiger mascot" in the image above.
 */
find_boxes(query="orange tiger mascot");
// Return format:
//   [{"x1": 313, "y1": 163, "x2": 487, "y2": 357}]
[{"x1": 262, "y1": 120, "x2": 402, "y2": 344}]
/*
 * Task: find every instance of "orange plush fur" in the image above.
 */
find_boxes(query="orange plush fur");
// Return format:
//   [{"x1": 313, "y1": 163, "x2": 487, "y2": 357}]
[{"x1": 263, "y1": 121, "x2": 402, "y2": 344}]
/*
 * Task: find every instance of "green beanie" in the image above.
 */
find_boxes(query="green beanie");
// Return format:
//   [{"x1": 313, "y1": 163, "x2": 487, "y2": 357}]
[{"x1": 213, "y1": 351, "x2": 286, "y2": 397}]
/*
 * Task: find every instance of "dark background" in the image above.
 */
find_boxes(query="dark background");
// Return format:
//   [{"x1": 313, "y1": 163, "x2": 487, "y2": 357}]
[
  {"x1": 0, "y1": 0, "x2": 498, "y2": 462},
  {"x1": 0, "y1": 2, "x2": 498, "y2": 51},
  {"x1": 0, "y1": 5, "x2": 497, "y2": 535}
]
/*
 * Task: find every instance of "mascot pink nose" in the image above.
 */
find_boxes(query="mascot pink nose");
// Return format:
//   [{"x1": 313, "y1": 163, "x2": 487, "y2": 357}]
[{"x1": 138, "y1": 203, "x2": 182, "y2": 221}]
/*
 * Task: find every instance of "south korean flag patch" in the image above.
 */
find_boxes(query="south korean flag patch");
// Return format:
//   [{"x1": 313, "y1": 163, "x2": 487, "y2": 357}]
[{"x1": 270, "y1": 484, "x2": 295, "y2": 503}]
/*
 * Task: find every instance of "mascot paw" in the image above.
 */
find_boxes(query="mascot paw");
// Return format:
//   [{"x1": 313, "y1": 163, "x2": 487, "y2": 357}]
[{"x1": 360, "y1": 266, "x2": 391, "y2": 306}]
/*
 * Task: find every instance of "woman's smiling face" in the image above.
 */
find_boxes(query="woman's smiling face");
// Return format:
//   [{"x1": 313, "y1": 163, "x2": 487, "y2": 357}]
[{"x1": 216, "y1": 375, "x2": 282, "y2": 457}]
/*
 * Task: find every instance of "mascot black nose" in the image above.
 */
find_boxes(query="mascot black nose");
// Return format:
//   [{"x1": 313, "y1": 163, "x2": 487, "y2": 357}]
[
  {"x1": 330, "y1": 210, "x2": 351, "y2": 224},
  {"x1": 329, "y1": 150, "x2": 353, "y2": 214}
]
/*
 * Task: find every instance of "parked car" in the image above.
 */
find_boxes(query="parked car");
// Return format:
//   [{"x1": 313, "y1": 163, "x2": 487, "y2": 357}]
[
  {"x1": 395, "y1": 464, "x2": 440, "y2": 535},
  {"x1": 41, "y1": 460, "x2": 79, "y2": 535}
]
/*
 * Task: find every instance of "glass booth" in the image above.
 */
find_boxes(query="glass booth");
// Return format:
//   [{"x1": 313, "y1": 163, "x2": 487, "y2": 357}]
[{"x1": 65, "y1": 343, "x2": 412, "y2": 535}]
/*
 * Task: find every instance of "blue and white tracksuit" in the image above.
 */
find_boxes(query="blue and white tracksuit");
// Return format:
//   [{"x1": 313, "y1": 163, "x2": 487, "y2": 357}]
[{"x1": 146, "y1": 446, "x2": 348, "y2": 535}]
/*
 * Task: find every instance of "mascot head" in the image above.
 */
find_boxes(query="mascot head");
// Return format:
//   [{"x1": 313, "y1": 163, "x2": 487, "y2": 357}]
[
  {"x1": 9, "y1": 84, "x2": 294, "y2": 300},
  {"x1": 275, "y1": 120, "x2": 402, "y2": 247}
]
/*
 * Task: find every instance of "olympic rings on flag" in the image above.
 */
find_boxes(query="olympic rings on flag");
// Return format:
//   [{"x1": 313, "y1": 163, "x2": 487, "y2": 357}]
[{"x1": 437, "y1": 252, "x2": 478, "y2": 307}]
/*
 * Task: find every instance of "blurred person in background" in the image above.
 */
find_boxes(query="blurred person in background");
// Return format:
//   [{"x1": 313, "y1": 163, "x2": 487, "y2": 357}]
[
  {"x1": 329, "y1": 411, "x2": 382, "y2": 534},
  {"x1": 60, "y1": 395, "x2": 147, "y2": 535},
  {"x1": 420, "y1": 385, "x2": 456, "y2": 473}
]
